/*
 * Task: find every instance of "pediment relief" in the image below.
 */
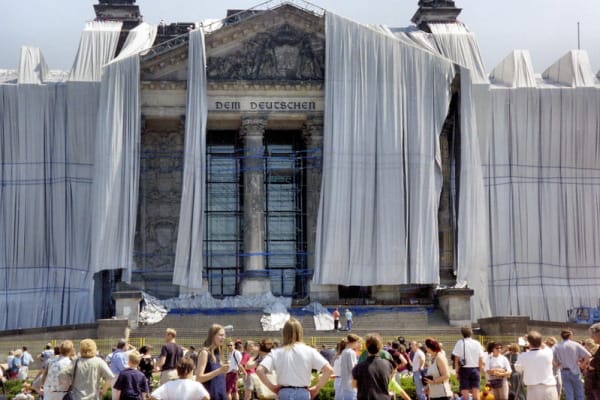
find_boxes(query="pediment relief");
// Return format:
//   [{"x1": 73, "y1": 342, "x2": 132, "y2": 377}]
[
  {"x1": 141, "y1": 4, "x2": 325, "y2": 82},
  {"x1": 206, "y1": 21, "x2": 324, "y2": 81}
]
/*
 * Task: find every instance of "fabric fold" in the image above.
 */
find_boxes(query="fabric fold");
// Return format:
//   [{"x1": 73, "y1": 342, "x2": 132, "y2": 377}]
[
  {"x1": 314, "y1": 13, "x2": 454, "y2": 286},
  {"x1": 173, "y1": 29, "x2": 208, "y2": 290}
]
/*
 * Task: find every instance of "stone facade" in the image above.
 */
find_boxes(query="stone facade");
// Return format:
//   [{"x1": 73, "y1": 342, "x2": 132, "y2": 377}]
[
  {"x1": 133, "y1": 118, "x2": 184, "y2": 298},
  {"x1": 128, "y1": 3, "x2": 461, "y2": 308}
]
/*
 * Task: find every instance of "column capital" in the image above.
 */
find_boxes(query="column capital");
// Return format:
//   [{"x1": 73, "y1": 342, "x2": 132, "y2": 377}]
[{"x1": 241, "y1": 116, "x2": 267, "y2": 138}]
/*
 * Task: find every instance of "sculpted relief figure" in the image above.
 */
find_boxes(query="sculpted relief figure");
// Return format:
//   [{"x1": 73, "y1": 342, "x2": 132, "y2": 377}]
[{"x1": 207, "y1": 23, "x2": 324, "y2": 81}]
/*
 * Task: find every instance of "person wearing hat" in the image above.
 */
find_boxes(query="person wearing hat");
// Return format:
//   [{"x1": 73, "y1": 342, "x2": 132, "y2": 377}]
[{"x1": 553, "y1": 328, "x2": 591, "y2": 400}]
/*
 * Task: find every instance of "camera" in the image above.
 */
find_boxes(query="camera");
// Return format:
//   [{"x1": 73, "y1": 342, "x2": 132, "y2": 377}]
[
  {"x1": 459, "y1": 358, "x2": 466, "y2": 367},
  {"x1": 421, "y1": 375, "x2": 434, "y2": 386}
]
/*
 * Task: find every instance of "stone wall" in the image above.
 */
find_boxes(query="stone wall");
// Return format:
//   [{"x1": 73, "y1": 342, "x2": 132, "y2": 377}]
[
  {"x1": 133, "y1": 118, "x2": 184, "y2": 298},
  {"x1": 478, "y1": 316, "x2": 591, "y2": 339},
  {"x1": 438, "y1": 92, "x2": 459, "y2": 287}
]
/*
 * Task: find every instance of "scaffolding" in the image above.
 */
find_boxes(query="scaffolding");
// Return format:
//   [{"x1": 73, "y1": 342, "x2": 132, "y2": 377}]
[{"x1": 133, "y1": 130, "x2": 322, "y2": 300}]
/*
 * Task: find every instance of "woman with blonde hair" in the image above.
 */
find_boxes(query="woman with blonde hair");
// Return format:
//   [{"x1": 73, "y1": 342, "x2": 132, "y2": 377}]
[
  {"x1": 197, "y1": 324, "x2": 229, "y2": 400},
  {"x1": 545, "y1": 337, "x2": 562, "y2": 398},
  {"x1": 68, "y1": 339, "x2": 114, "y2": 400},
  {"x1": 506, "y1": 343, "x2": 525, "y2": 400},
  {"x1": 42, "y1": 340, "x2": 75, "y2": 400},
  {"x1": 256, "y1": 318, "x2": 333, "y2": 400}
]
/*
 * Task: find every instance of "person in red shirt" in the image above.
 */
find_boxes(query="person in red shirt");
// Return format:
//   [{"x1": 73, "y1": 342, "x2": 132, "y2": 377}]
[{"x1": 332, "y1": 308, "x2": 341, "y2": 331}]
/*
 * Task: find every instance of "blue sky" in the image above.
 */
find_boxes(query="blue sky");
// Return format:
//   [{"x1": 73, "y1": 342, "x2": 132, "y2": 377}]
[{"x1": 0, "y1": 0, "x2": 598, "y2": 74}]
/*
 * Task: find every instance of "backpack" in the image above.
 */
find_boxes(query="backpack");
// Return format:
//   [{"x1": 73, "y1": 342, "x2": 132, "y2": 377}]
[{"x1": 7, "y1": 357, "x2": 20, "y2": 379}]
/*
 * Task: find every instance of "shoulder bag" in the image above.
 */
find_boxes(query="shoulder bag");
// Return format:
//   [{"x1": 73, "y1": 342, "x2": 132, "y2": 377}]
[
  {"x1": 487, "y1": 355, "x2": 504, "y2": 389},
  {"x1": 63, "y1": 359, "x2": 78, "y2": 400}
]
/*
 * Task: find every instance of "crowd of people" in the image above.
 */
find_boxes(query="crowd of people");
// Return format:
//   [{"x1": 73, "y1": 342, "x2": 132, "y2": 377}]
[{"x1": 0, "y1": 321, "x2": 599, "y2": 400}]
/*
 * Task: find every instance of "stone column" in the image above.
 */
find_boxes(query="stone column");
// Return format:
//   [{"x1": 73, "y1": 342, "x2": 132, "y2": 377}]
[
  {"x1": 302, "y1": 117, "x2": 323, "y2": 271},
  {"x1": 240, "y1": 117, "x2": 270, "y2": 295}
]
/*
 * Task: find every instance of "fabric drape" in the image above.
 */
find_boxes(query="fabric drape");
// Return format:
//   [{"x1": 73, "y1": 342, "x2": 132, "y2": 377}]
[
  {"x1": 90, "y1": 55, "x2": 141, "y2": 278},
  {"x1": 0, "y1": 21, "x2": 125, "y2": 329},
  {"x1": 456, "y1": 67, "x2": 492, "y2": 319},
  {"x1": 115, "y1": 23, "x2": 158, "y2": 61},
  {"x1": 173, "y1": 29, "x2": 208, "y2": 289},
  {"x1": 481, "y1": 85, "x2": 600, "y2": 320},
  {"x1": 18, "y1": 47, "x2": 49, "y2": 84},
  {"x1": 428, "y1": 23, "x2": 488, "y2": 84},
  {"x1": 489, "y1": 50, "x2": 537, "y2": 88},
  {"x1": 89, "y1": 21, "x2": 157, "y2": 277},
  {"x1": 0, "y1": 81, "x2": 100, "y2": 329},
  {"x1": 313, "y1": 13, "x2": 454, "y2": 286},
  {"x1": 69, "y1": 21, "x2": 122, "y2": 82}
]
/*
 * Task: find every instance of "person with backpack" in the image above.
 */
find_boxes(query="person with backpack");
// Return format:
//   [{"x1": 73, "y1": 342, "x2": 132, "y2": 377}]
[{"x1": 9, "y1": 350, "x2": 23, "y2": 380}]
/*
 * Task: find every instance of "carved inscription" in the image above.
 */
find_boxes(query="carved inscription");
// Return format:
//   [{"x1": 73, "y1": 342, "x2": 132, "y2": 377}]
[{"x1": 211, "y1": 98, "x2": 322, "y2": 112}]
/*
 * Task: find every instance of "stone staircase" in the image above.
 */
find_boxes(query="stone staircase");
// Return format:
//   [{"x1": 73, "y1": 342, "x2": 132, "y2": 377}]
[{"x1": 130, "y1": 306, "x2": 460, "y2": 347}]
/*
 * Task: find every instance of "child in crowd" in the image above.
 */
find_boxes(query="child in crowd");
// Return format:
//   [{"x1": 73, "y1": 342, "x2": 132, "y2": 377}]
[
  {"x1": 13, "y1": 382, "x2": 34, "y2": 400},
  {"x1": 113, "y1": 351, "x2": 150, "y2": 400}
]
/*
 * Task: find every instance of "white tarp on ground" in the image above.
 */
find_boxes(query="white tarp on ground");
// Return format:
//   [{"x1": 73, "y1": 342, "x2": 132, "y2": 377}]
[
  {"x1": 260, "y1": 302, "x2": 290, "y2": 331},
  {"x1": 140, "y1": 292, "x2": 293, "y2": 329},
  {"x1": 302, "y1": 302, "x2": 334, "y2": 331},
  {"x1": 139, "y1": 292, "x2": 169, "y2": 325},
  {"x1": 314, "y1": 13, "x2": 455, "y2": 286},
  {"x1": 173, "y1": 29, "x2": 208, "y2": 290},
  {"x1": 159, "y1": 291, "x2": 292, "y2": 310}
]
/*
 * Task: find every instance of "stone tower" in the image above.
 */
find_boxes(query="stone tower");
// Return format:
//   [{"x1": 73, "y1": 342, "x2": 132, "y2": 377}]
[
  {"x1": 93, "y1": 0, "x2": 143, "y2": 54},
  {"x1": 411, "y1": 0, "x2": 462, "y2": 31}
]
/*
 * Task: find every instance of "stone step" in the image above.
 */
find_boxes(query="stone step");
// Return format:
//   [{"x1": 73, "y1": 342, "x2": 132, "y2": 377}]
[{"x1": 130, "y1": 306, "x2": 449, "y2": 344}]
